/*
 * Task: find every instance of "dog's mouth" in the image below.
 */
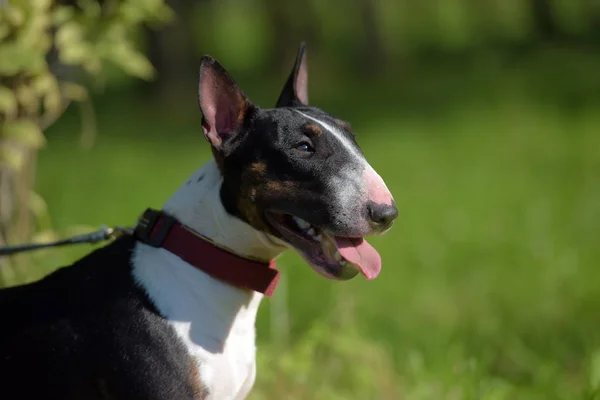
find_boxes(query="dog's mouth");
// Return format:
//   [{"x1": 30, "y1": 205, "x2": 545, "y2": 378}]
[{"x1": 265, "y1": 211, "x2": 381, "y2": 280}]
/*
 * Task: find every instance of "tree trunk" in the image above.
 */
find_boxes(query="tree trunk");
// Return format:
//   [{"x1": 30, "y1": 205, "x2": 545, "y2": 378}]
[
  {"x1": 0, "y1": 143, "x2": 36, "y2": 287},
  {"x1": 531, "y1": 0, "x2": 560, "y2": 41},
  {"x1": 261, "y1": 0, "x2": 320, "y2": 77},
  {"x1": 359, "y1": 0, "x2": 386, "y2": 78},
  {"x1": 145, "y1": 0, "x2": 198, "y2": 106}
]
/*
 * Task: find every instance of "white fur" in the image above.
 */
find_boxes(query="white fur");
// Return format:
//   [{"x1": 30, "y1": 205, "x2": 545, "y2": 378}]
[
  {"x1": 132, "y1": 159, "x2": 286, "y2": 400},
  {"x1": 295, "y1": 110, "x2": 365, "y2": 161},
  {"x1": 294, "y1": 110, "x2": 390, "y2": 219}
]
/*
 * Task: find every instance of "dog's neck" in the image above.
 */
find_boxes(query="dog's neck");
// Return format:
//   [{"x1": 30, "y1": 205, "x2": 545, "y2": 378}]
[
  {"x1": 162, "y1": 158, "x2": 286, "y2": 263},
  {"x1": 132, "y1": 159, "x2": 286, "y2": 357}
]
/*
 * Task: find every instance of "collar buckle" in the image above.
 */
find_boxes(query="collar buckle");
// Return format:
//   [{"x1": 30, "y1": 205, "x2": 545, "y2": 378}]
[{"x1": 134, "y1": 208, "x2": 176, "y2": 248}]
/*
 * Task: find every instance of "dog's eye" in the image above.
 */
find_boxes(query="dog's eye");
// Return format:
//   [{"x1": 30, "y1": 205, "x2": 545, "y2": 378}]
[{"x1": 295, "y1": 142, "x2": 315, "y2": 153}]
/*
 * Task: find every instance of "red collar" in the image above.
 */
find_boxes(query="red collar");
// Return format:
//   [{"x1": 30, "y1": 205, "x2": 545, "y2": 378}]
[{"x1": 133, "y1": 209, "x2": 280, "y2": 297}]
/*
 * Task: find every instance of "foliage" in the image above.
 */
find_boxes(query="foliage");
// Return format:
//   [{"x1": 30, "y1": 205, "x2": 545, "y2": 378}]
[
  {"x1": 252, "y1": 295, "x2": 401, "y2": 400},
  {"x1": 0, "y1": 0, "x2": 171, "y2": 285}
]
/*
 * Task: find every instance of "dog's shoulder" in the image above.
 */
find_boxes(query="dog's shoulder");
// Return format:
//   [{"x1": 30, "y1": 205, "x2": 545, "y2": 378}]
[
  {"x1": 0, "y1": 236, "x2": 143, "y2": 329},
  {"x1": 0, "y1": 237, "x2": 206, "y2": 400}
]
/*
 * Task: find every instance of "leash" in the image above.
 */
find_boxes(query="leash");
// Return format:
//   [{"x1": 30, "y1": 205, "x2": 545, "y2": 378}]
[
  {"x1": 0, "y1": 209, "x2": 280, "y2": 295},
  {"x1": 0, "y1": 226, "x2": 133, "y2": 257}
]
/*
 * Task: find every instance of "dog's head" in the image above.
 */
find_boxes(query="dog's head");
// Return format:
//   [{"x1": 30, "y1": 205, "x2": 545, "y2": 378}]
[{"x1": 198, "y1": 43, "x2": 397, "y2": 281}]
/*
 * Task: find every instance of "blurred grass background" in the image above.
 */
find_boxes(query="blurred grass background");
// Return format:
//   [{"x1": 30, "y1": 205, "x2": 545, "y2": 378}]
[{"x1": 3, "y1": 0, "x2": 600, "y2": 398}]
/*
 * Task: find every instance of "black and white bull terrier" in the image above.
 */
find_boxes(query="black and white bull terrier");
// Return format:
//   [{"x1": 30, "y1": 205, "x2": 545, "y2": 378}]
[{"x1": 0, "y1": 43, "x2": 397, "y2": 400}]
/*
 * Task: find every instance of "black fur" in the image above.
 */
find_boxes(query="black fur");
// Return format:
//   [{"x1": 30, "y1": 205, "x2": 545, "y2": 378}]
[
  {"x1": 0, "y1": 237, "x2": 206, "y2": 400},
  {"x1": 219, "y1": 105, "x2": 367, "y2": 235}
]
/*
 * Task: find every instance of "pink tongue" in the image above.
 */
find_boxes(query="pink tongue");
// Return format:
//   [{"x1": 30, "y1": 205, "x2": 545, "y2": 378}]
[{"x1": 334, "y1": 237, "x2": 382, "y2": 280}]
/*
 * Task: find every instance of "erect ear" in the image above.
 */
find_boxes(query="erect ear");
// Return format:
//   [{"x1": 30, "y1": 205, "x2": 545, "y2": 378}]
[
  {"x1": 198, "y1": 56, "x2": 252, "y2": 149},
  {"x1": 275, "y1": 42, "x2": 309, "y2": 108}
]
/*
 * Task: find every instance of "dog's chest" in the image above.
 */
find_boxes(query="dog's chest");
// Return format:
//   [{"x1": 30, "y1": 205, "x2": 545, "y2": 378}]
[
  {"x1": 133, "y1": 244, "x2": 263, "y2": 400},
  {"x1": 173, "y1": 320, "x2": 258, "y2": 400}
]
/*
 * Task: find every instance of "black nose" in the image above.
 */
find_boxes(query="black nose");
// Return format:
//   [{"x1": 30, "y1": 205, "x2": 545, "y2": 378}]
[{"x1": 367, "y1": 202, "x2": 398, "y2": 227}]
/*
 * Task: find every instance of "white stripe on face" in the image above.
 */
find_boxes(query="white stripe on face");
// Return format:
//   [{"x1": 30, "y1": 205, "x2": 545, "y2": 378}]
[
  {"x1": 295, "y1": 110, "x2": 365, "y2": 163},
  {"x1": 294, "y1": 109, "x2": 395, "y2": 233}
]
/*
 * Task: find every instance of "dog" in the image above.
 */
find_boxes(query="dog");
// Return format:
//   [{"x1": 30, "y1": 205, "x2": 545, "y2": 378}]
[{"x1": 0, "y1": 43, "x2": 397, "y2": 400}]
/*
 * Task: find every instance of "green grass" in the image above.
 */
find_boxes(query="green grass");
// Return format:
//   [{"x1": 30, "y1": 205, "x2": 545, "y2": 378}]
[{"x1": 16, "y1": 82, "x2": 600, "y2": 399}]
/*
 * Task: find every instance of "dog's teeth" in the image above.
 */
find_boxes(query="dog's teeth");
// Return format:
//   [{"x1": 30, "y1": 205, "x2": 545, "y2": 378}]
[
  {"x1": 306, "y1": 228, "x2": 316, "y2": 236},
  {"x1": 293, "y1": 216, "x2": 311, "y2": 230},
  {"x1": 340, "y1": 260, "x2": 348, "y2": 266},
  {"x1": 334, "y1": 251, "x2": 342, "y2": 261},
  {"x1": 314, "y1": 234, "x2": 322, "y2": 242}
]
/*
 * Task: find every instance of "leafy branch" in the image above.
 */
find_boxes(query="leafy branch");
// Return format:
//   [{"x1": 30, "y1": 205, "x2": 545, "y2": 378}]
[{"x1": 0, "y1": 0, "x2": 172, "y2": 286}]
